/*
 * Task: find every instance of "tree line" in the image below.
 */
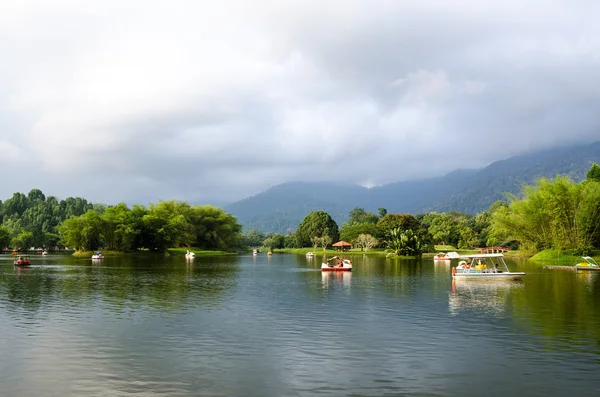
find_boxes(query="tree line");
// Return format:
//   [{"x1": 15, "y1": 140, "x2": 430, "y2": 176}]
[
  {"x1": 243, "y1": 164, "x2": 600, "y2": 256},
  {"x1": 0, "y1": 190, "x2": 242, "y2": 252}
]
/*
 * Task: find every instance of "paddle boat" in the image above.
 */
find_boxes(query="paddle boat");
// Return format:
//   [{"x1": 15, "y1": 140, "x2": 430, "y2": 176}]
[
  {"x1": 451, "y1": 253, "x2": 525, "y2": 281},
  {"x1": 575, "y1": 256, "x2": 599, "y2": 271},
  {"x1": 306, "y1": 252, "x2": 314, "y2": 258},
  {"x1": 91, "y1": 251, "x2": 104, "y2": 259},
  {"x1": 14, "y1": 256, "x2": 31, "y2": 267},
  {"x1": 434, "y1": 252, "x2": 459, "y2": 261},
  {"x1": 321, "y1": 256, "x2": 353, "y2": 271},
  {"x1": 42, "y1": 250, "x2": 48, "y2": 256},
  {"x1": 185, "y1": 250, "x2": 196, "y2": 259},
  {"x1": 253, "y1": 249, "x2": 259, "y2": 255}
]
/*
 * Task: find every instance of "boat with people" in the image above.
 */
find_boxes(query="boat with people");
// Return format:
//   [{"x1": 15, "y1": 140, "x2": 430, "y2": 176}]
[
  {"x1": 14, "y1": 256, "x2": 31, "y2": 267},
  {"x1": 575, "y1": 256, "x2": 600, "y2": 271},
  {"x1": 42, "y1": 250, "x2": 48, "y2": 256},
  {"x1": 321, "y1": 256, "x2": 353, "y2": 271},
  {"x1": 185, "y1": 250, "x2": 196, "y2": 259},
  {"x1": 91, "y1": 251, "x2": 104, "y2": 259},
  {"x1": 451, "y1": 253, "x2": 525, "y2": 281},
  {"x1": 306, "y1": 252, "x2": 314, "y2": 257},
  {"x1": 253, "y1": 249, "x2": 259, "y2": 255}
]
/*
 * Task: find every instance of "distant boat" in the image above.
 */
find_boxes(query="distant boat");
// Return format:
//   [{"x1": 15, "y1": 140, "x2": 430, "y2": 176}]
[
  {"x1": 92, "y1": 251, "x2": 104, "y2": 259},
  {"x1": 42, "y1": 250, "x2": 48, "y2": 256},
  {"x1": 575, "y1": 256, "x2": 599, "y2": 271},
  {"x1": 253, "y1": 249, "x2": 259, "y2": 255},
  {"x1": 14, "y1": 256, "x2": 31, "y2": 267},
  {"x1": 306, "y1": 252, "x2": 314, "y2": 258},
  {"x1": 185, "y1": 250, "x2": 195, "y2": 259}
]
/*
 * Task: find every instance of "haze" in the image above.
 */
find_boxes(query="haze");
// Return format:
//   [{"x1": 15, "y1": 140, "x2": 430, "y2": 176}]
[{"x1": 1, "y1": 0, "x2": 599, "y2": 205}]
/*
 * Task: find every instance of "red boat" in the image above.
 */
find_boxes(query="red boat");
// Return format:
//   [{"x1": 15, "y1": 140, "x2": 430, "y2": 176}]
[{"x1": 14, "y1": 256, "x2": 31, "y2": 266}]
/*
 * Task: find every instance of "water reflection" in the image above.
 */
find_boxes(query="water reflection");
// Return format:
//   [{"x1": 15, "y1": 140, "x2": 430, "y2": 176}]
[
  {"x1": 321, "y1": 271, "x2": 352, "y2": 289},
  {"x1": 449, "y1": 280, "x2": 524, "y2": 317}
]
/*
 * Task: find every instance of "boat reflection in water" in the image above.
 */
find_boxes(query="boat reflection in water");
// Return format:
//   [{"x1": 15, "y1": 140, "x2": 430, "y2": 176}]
[
  {"x1": 321, "y1": 270, "x2": 352, "y2": 289},
  {"x1": 449, "y1": 279, "x2": 524, "y2": 317}
]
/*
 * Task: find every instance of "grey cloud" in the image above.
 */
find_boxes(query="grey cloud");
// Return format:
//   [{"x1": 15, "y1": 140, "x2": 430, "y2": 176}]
[{"x1": 1, "y1": 0, "x2": 600, "y2": 205}]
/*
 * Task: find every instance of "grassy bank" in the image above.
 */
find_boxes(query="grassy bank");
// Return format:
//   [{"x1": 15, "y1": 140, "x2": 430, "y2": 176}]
[
  {"x1": 167, "y1": 248, "x2": 238, "y2": 256},
  {"x1": 273, "y1": 247, "x2": 389, "y2": 256},
  {"x1": 72, "y1": 250, "x2": 125, "y2": 257},
  {"x1": 73, "y1": 248, "x2": 238, "y2": 257},
  {"x1": 529, "y1": 249, "x2": 599, "y2": 265}
]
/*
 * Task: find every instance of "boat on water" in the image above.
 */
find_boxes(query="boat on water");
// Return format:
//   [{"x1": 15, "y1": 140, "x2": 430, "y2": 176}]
[
  {"x1": 253, "y1": 249, "x2": 259, "y2": 255},
  {"x1": 14, "y1": 256, "x2": 31, "y2": 266},
  {"x1": 434, "y1": 252, "x2": 459, "y2": 261},
  {"x1": 41, "y1": 250, "x2": 48, "y2": 256},
  {"x1": 185, "y1": 250, "x2": 195, "y2": 259},
  {"x1": 91, "y1": 251, "x2": 104, "y2": 259},
  {"x1": 321, "y1": 256, "x2": 352, "y2": 272},
  {"x1": 575, "y1": 256, "x2": 599, "y2": 271},
  {"x1": 451, "y1": 253, "x2": 525, "y2": 281},
  {"x1": 306, "y1": 252, "x2": 314, "y2": 257}
]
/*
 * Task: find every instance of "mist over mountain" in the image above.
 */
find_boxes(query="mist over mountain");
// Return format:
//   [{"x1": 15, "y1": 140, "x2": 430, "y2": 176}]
[{"x1": 226, "y1": 141, "x2": 600, "y2": 233}]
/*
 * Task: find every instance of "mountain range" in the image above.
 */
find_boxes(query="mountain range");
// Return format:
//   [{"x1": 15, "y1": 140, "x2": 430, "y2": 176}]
[{"x1": 225, "y1": 141, "x2": 600, "y2": 233}]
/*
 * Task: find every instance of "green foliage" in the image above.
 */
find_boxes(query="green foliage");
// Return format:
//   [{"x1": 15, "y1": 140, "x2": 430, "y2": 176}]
[
  {"x1": 355, "y1": 234, "x2": 378, "y2": 251},
  {"x1": 263, "y1": 233, "x2": 285, "y2": 250},
  {"x1": 377, "y1": 214, "x2": 423, "y2": 236},
  {"x1": 385, "y1": 228, "x2": 426, "y2": 256},
  {"x1": 243, "y1": 229, "x2": 266, "y2": 247},
  {"x1": 0, "y1": 226, "x2": 10, "y2": 248},
  {"x1": 492, "y1": 176, "x2": 600, "y2": 251},
  {"x1": 339, "y1": 222, "x2": 383, "y2": 245},
  {"x1": 586, "y1": 163, "x2": 600, "y2": 182},
  {"x1": 284, "y1": 234, "x2": 298, "y2": 248},
  {"x1": 348, "y1": 208, "x2": 379, "y2": 225},
  {"x1": 295, "y1": 211, "x2": 339, "y2": 247}
]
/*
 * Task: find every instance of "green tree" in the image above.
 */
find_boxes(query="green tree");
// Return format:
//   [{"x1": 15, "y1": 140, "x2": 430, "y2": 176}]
[
  {"x1": 356, "y1": 233, "x2": 377, "y2": 251},
  {"x1": 243, "y1": 229, "x2": 266, "y2": 247},
  {"x1": 377, "y1": 214, "x2": 423, "y2": 236},
  {"x1": 348, "y1": 208, "x2": 378, "y2": 225},
  {"x1": 386, "y1": 228, "x2": 425, "y2": 256},
  {"x1": 339, "y1": 222, "x2": 383, "y2": 245},
  {"x1": 492, "y1": 176, "x2": 600, "y2": 252},
  {"x1": 587, "y1": 163, "x2": 600, "y2": 182},
  {"x1": 378, "y1": 207, "x2": 387, "y2": 218},
  {"x1": 0, "y1": 226, "x2": 10, "y2": 248},
  {"x1": 295, "y1": 211, "x2": 339, "y2": 247}
]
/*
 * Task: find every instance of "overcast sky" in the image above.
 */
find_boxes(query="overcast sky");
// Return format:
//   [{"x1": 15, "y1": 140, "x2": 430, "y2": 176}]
[{"x1": 1, "y1": 0, "x2": 600, "y2": 206}]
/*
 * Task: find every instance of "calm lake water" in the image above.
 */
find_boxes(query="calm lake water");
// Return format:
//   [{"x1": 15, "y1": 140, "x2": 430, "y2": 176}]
[{"x1": 0, "y1": 253, "x2": 599, "y2": 396}]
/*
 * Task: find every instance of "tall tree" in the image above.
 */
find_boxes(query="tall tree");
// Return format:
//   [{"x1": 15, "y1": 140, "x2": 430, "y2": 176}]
[{"x1": 295, "y1": 211, "x2": 339, "y2": 247}]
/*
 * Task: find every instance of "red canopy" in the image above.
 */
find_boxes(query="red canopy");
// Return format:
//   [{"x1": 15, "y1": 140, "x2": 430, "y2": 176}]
[{"x1": 332, "y1": 241, "x2": 352, "y2": 247}]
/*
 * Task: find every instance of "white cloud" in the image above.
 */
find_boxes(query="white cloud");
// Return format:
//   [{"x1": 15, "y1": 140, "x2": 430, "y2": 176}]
[{"x1": 1, "y1": 0, "x2": 599, "y2": 204}]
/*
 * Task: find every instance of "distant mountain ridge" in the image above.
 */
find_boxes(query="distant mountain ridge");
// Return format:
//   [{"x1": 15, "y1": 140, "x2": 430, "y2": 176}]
[{"x1": 226, "y1": 141, "x2": 600, "y2": 233}]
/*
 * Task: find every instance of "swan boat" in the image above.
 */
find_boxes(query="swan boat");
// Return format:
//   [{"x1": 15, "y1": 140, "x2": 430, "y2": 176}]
[
  {"x1": 306, "y1": 252, "x2": 314, "y2": 257},
  {"x1": 452, "y1": 253, "x2": 525, "y2": 281},
  {"x1": 321, "y1": 256, "x2": 353, "y2": 272},
  {"x1": 185, "y1": 250, "x2": 196, "y2": 259},
  {"x1": 434, "y1": 252, "x2": 459, "y2": 261},
  {"x1": 575, "y1": 256, "x2": 600, "y2": 271},
  {"x1": 91, "y1": 251, "x2": 104, "y2": 259}
]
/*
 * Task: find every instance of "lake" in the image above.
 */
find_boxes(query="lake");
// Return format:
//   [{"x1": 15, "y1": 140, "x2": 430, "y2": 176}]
[{"x1": 1, "y1": 253, "x2": 599, "y2": 396}]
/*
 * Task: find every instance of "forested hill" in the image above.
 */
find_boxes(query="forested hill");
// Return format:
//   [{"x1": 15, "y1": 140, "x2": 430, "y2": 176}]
[{"x1": 226, "y1": 141, "x2": 600, "y2": 233}]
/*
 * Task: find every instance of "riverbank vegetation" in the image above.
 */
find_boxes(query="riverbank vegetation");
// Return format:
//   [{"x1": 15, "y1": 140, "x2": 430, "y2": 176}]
[
  {"x1": 4, "y1": 164, "x2": 599, "y2": 261},
  {"x1": 0, "y1": 191, "x2": 243, "y2": 254},
  {"x1": 243, "y1": 164, "x2": 600, "y2": 262}
]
